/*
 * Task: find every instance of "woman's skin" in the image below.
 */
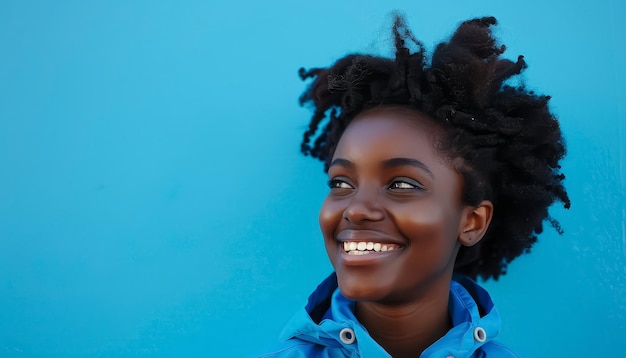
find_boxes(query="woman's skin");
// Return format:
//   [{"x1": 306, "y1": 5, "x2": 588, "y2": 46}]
[{"x1": 319, "y1": 106, "x2": 493, "y2": 357}]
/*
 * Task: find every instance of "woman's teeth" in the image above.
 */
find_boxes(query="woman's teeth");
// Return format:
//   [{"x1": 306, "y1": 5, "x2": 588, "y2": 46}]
[{"x1": 343, "y1": 241, "x2": 399, "y2": 255}]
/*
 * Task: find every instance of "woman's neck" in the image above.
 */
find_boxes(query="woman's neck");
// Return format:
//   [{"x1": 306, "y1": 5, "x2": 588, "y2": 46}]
[{"x1": 354, "y1": 279, "x2": 452, "y2": 358}]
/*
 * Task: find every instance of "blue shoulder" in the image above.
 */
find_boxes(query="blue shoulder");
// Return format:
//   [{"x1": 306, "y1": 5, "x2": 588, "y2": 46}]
[
  {"x1": 257, "y1": 340, "x2": 328, "y2": 358},
  {"x1": 256, "y1": 339, "x2": 346, "y2": 358},
  {"x1": 477, "y1": 341, "x2": 521, "y2": 357},
  {"x1": 256, "y1": 340, "x2": 311, "y2": 357}
]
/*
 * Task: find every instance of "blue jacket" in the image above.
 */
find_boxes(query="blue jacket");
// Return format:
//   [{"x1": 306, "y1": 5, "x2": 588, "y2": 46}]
[{"x1": 259, "y1": 273, "x2": 518, "y2": 357}]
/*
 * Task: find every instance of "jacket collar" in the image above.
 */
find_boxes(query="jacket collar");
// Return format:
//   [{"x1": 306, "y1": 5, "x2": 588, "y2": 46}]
[{"x1": 281, "y1": 272, "x2": 502, "y2": 358}]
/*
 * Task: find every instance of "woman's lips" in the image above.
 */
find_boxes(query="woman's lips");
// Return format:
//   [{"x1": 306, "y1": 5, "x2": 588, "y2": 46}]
[{"x1": 335, "y1": 229, "x2": 405, "y2": 264}]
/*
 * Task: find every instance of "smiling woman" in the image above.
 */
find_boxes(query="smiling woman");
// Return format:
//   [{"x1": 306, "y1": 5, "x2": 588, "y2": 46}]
[
  {"x1": 321, "y1": 109, "x2": 481, "y2": 308},
  {"x1": 259, "y1": 14, "x2": 569, "y2": 358}
]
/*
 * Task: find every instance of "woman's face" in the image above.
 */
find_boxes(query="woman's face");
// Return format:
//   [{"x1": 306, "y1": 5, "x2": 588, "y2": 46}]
[{"x1": 319, "y1": 108, "x2": 470, "y2": 304}]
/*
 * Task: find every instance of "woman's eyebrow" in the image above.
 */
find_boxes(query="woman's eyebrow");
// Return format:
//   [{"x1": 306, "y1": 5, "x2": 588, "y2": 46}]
[
  {"x1": 329, "y1": 158, "x2": 354, "y2": 169},
  {"x1": 382, "y1": 158, "x2": 434, "y2": 178}
]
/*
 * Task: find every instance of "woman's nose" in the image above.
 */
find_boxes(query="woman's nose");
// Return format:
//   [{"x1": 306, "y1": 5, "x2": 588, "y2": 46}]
[{"x1": 342, "y1": 188, "x2": 384, "y2": 223}]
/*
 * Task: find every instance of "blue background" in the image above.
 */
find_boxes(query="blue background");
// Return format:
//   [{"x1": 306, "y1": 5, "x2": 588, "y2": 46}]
[{"x1": 1, "y1": 0, "x2": 625, "y2": 356}]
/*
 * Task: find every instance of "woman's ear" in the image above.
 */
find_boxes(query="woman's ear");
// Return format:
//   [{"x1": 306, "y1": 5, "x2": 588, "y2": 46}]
[{"x1": 458, "y1": 200, "x2": 493, "y2": 247}]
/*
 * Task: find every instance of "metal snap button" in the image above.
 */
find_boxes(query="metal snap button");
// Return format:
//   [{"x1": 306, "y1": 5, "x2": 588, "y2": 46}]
[
  {"x1": 339, "y1": 327, "x2": 355, "y2": 344},
  {"x1": 473, "y1": 327, "x2": 487, "y2": 343}
]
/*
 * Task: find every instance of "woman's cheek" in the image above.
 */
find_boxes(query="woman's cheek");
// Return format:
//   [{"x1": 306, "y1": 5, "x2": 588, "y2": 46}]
[
  {"x1": 319, "y1": 198, "x2": 343, "y2": 239},
  {"x1": 397, "y1": 205, "x2": 448, "y2": 240}
]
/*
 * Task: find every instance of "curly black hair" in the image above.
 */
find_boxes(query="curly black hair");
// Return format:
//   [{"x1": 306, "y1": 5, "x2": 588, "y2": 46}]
[{"x1": 298, "y1": 15, "x2": 571, "y2": 280}]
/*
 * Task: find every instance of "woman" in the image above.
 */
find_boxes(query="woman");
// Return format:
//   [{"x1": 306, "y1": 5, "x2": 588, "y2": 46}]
[{"x1": 261, "y1": 14, "x2": 570, "y2": 358}]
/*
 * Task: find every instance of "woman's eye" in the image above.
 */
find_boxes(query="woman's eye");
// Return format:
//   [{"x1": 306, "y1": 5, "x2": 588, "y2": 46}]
[
  {"x1": 390, "y1": 182, "x2": 415, "y2": 189},
  {"x1": 388, "y1": 178, "x2": 424, "y2": 191},
  {"x1": 328, "y1": 178, "x2": 353, "y2": 189}
]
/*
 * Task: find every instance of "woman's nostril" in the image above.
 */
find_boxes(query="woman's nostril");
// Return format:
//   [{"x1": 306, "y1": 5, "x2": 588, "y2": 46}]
[{"x1": 343, "y1": 201, "x2": 385, "y2": 223}]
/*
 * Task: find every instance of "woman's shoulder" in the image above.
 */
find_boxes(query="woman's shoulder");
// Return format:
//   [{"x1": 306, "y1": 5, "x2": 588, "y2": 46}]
[
  {"x1": 477, "y1": 341, "x2": 521, "y2": 357},
  {"x1": 256, "y1": 340, "x2": 520, "y2": 358},
  {"x1": 255, "y1": 339, "x2": 341, "y2": 358},
  {"x1": 255, "y1": 341, "x2": 309, "y2": 358}
]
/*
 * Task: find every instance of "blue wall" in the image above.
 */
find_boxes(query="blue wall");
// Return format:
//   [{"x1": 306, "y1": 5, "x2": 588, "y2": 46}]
[{"x1": 1, "y1": 1, "x2": 624, "y2": 356}]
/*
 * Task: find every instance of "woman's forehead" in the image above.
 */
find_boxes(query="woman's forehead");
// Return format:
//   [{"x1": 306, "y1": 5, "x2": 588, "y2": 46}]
[
  {"x1": 335, "y1": 111, "x2": 442, "y2": 159},
  {"x1": 343, "y1": 107, "x2": 443, "y2": 143}
]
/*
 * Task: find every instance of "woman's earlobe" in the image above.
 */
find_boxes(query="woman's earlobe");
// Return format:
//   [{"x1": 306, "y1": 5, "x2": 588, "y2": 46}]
[{"x1": 459, "y1": 200, "x2": 494, "y2": 247}]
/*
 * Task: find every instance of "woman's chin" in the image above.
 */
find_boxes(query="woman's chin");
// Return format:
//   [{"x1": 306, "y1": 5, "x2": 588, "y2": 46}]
[{"x1": 337, "y1": 278, "x2": 389, "y2": 302}]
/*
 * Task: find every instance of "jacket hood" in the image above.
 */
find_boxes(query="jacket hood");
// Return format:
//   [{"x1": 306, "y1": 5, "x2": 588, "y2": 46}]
[{"x1": 279, "y1": 273, "x2": 503, "y2": 358}]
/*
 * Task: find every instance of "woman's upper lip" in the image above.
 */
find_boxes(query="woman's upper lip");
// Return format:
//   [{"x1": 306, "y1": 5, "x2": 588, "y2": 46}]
[{"x1": 336, "y1": 229, "x2": 406, "y2": 245}]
